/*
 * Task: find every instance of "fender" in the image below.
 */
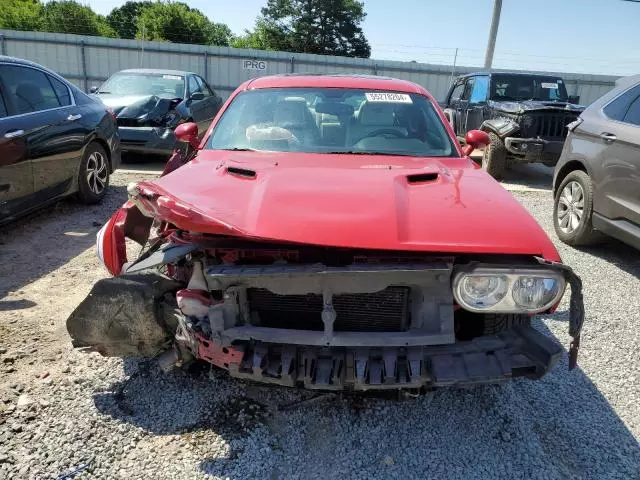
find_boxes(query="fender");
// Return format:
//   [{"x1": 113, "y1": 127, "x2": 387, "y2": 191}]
[{"x1": 480, "y1": 117, "x2": 520, "y2": 137}]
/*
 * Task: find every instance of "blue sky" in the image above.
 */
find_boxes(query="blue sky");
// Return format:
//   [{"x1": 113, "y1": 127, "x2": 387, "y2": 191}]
[{"x1": 84, "y1": 0, "x2": 640, "y2": 76}]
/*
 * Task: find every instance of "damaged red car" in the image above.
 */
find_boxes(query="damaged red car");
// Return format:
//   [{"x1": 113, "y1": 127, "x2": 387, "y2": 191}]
[{"x1": 67, "y1": 74, "x2": 585, "y2": 392}]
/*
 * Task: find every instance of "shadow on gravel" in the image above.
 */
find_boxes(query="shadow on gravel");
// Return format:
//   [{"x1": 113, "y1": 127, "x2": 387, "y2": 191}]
[
  {"x1": 91, "y1": 325, "x2": 640, "y2": 479},
  {"x1": 574, "y1": 238, "x2": 640, "y2": 279},
  {"x1": 0, "y1": 184, "x2": 128, "y2": 303}
]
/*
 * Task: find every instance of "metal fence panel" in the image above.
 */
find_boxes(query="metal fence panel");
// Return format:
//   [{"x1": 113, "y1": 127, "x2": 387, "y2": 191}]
[{"x1": 0, "y1": 29, "x2": 620, "y2": 104}]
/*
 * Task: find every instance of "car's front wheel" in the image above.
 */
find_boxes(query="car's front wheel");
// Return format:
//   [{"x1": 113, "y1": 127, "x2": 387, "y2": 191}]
[
  {"x1": 553, "y1": 170, "x2": 602, "y2": 245},
  {"x1": 77, "y1": 142, "x2": 110, "y2": 204},
  {"x1": 482, "y1": 132, "x2": 507, "y2": 179}
]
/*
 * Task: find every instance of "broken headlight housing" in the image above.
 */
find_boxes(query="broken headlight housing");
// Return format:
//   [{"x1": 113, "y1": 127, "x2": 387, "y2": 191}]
[{"x1": 453, "y1": 268, "x2": 566, "y2": 314}]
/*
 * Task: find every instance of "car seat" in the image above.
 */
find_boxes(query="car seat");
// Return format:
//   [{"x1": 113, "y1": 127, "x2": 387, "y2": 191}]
[
  {"x1": 273, "y1": 98, "x2": 319, "y2": 144},
  {"x1": 349, "y1": 101, "x2": 406, "y2": 145}
]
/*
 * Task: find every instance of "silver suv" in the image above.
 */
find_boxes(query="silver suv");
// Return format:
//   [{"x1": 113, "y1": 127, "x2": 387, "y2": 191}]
[{"x1": 552, "y1": 74, "x2": 640, "y2": 250}]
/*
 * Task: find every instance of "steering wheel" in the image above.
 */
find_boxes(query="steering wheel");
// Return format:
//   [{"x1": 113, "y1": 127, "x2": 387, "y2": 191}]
[{"x1": 356, "y1": 128, "x2": 406, "y2": 143}]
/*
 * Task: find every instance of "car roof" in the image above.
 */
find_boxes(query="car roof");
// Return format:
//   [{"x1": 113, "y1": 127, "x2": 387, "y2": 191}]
[
  {"x1": 244, "y1": 74, "x2": 431, "y2": 97},
  {"x1": 117, "y1": 68, "x2": 193, "y2": 76},
  {"x1": 460, "y1": 71, "x2": 564, "y2": 78}
]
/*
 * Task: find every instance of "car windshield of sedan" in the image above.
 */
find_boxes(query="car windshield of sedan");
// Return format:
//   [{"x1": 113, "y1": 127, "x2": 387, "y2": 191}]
[
  {"x1": 206, "y1": 88, "x2": 455, "y2": 157},
  {"x1": 97, "y1": 73, "x2": 185, "y2": 99}
]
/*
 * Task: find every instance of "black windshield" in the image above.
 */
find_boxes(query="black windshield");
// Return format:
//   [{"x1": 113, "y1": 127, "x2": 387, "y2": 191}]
[{"x1": 490, "y1": 75, "x2": 569, "y2": 102}]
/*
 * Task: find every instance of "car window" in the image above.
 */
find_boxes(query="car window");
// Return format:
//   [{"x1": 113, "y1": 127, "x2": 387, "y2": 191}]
[
  {"x1": 603, "y1": 84, "x2": 640, "y2": 121},
  {"x1": 449, "y1": 82, "x2": 465, "y2": 102},
  {"x1": 207, "y1": 87, "x2": 456, "y2": 157},
  {"x1": 0, "y1": 93, "x2": 7, "y2": 118},
  {"x1": 0, "y1": 65, "x2": 66, "y2": 115},
  {"x1": 49, "y1": 75, "x2": 72, "y2": 107},
  {"x1": 622, "y1": 95, "x2": 640, "y2": 126},
  {"x1": 461, "y1": 78, "x2": 474, "y2": 101},
  {"x1": 469, "y1": 76, "x2": 489, "y2": 104},
  {"x1": 98, "y1": 73, "x2": 185, "y2": 99},
  {"x1": 195, "y1": 76, "x2": 213, "y2": 97},
  {"x1": 187, "y1": 76, "x2": 199, "y2": 96},
  {"x1": 490, "y1": 74, "x2": 569, "y2": 101}
]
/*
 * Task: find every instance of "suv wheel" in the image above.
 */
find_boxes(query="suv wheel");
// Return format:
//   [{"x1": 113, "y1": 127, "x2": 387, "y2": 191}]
[
  {"x1": 553, "y1": 170, "x2": 602, "y2": 245},
  {"x1": 77, "y1": 142, "x2": 110, "y2": 204},
  {"x1": 482, "y1": 132, "x2": 507, "y2": 179}
]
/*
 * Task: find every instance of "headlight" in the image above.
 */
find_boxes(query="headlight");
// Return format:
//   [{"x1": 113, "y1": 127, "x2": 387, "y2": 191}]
[{"x1": 453, "y1": 268, "x2": 566, "y2": 314}]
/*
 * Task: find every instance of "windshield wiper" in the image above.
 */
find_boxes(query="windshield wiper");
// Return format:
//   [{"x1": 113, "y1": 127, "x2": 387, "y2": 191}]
[
  {"x1": 326, "y1": 150, "x2": 409, "y2": 156},
  {"x1": 220, "y1": 147, "x2": 257, "y2": 152},
  {"x1": 96, "y1": 91, "x2": 109, "y2": 94}
]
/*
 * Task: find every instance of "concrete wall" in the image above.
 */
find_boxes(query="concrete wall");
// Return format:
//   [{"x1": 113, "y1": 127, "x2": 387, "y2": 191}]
[{"x1": 0, "y1": 29, "x2": 620, "y2": 105}]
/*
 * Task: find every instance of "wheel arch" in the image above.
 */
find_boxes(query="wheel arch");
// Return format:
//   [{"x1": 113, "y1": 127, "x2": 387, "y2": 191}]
[{"x1": 553, "y1": 160, "x2": 589, "y2": 196}]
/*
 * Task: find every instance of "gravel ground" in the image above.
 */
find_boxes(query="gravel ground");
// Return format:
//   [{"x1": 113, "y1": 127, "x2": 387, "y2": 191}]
[{"x1": 0, "y1": 170, "x2": 639, "y2": 480}]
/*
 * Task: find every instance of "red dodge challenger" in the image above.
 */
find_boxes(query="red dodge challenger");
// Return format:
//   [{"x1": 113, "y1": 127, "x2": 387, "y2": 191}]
[{"x1": 67, "y1": 74, "x2": 584, "y2": 392}]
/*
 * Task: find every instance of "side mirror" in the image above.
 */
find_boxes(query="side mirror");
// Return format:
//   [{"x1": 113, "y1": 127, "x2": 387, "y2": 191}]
[
  {"x1": 90, "y1": 86, "x2": 98, "y2": 94},
  {"x1": 174, "y1": 122, "x2": 199, "y2": 149},
  {"x1": 190, "y1": 91, "x2": 205, "y2": 101},
  {"x1": 568, "y1": 95, "x2": 580, "y2": 104},
  {"x1": 462, "y1": 130, "x2": 490, "y2": 156}
]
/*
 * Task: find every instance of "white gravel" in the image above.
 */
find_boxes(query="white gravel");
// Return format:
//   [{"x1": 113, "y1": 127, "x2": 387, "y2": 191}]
[{"x1": 0, "y1": 170, "x2": 638, "y2": 479}]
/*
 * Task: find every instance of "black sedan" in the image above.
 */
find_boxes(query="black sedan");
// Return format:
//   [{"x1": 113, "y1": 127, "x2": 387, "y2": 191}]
[
  {"x1": 90, "y1": 69, "x2": 223, "y2": 158},
  {"x1": 0, "y1": 56, "x2": 120, "y2": 226}
]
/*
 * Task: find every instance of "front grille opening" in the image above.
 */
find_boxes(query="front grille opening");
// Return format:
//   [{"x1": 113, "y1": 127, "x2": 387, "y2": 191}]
[{"x1": 247, "y1": 286, "x2": 411, "y2": 332}]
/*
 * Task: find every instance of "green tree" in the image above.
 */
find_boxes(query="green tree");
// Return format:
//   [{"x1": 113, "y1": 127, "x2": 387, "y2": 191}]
[
  {"x1": 0, "y1": 0, "x2": 43, "y2": 31},
  {"x1": 136, "y1": 2, "x2": 232, "y2": 46},
  {"x1": 41, "y1": 1, "x2": 117, "y2": 37},
  {"x1": 256, "y1": 0, "x2": 371, "y2": 58},
  {"x1": 231, "y1": 18, "x2": 288, "y2": 51},
  {"x1": 107, "y1": 1, "x2": 152, "y2": 39}
]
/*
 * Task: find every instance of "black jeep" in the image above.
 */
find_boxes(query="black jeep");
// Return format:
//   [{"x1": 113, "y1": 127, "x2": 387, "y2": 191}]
[{"x1": 442, "y1": 72, "x2": 584, "y2": 178}]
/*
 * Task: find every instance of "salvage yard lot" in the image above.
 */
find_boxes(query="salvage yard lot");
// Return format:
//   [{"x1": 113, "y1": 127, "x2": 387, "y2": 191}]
[{"x1": 1, "y1": 165, "x2": 639, "y2": 479}]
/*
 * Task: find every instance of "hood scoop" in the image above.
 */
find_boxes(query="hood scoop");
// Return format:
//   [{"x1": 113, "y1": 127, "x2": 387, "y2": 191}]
[
  {"x1": 226, "y1": 166, "x2": 257, "y2": 179},
  {"x1": 407, "y1": 172, "x2": 439, "y2": 184}
]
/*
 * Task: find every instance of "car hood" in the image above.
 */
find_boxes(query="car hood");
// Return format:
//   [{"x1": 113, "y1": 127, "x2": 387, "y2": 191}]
[
  {"x1": 137, "y1": 151, "x2": 560, "y2": 260},
  {"x1": 93, "y1": 94, "x2": 155, "y2": 110},
  {"x1": 490, "y1": 99, "x2": 585, "y2": 114}
]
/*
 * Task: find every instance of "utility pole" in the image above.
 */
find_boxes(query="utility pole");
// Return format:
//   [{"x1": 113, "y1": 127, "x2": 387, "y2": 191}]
[{"x1": 484, "y1": 0, "x2": 503, "y2": 70}]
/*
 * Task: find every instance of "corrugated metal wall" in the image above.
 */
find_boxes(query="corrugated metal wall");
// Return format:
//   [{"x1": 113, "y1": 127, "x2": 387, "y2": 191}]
[{"x1": 0, "y1": 29, "x2": 620, "y2": 104}]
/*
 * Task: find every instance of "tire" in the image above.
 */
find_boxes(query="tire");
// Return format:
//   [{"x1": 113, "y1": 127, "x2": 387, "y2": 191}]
[
  {"x1": 553, "y1": 170, "x2": 603, "y2": 246},
  {"x1": 77, "y1": 142, "x2": 110, "y2": 204},
  {"x1": 481, "y1": 132, "x2": 507, "y2": 179},
  {"x1": 483, "y1": 314, "x2": 530, "y2": 335}
]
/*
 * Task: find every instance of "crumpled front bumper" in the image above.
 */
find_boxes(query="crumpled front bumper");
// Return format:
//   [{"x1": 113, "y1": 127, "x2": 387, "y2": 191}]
[
  {"x1": 504, "y1": 137, "x2": 565, "y2": 164},
  {"x1": 118, "y1": 126, "x2": 176, "y2": 156},
  {"x1": 66, "y1": 257, "x2": 585, "y2": 391}
]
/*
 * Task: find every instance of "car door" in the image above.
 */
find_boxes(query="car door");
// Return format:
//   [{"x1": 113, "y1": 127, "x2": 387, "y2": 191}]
[
  {"x1": 0, "y1": 82, "x2": 33, "y2": 221},
  {"x1": 445, "y1": 80, "x2": 466, "y2": 134},
  {"x1": 0, "y1": 64, "x2": 86, "y2": 206},
  {"x1": 464, "y1": 75, "x2": 489, "y2": 131},
  {"x1": 185, "y1": 75, "x2": 210, "y2": 135},
  {"x1": 595, "y1": 86, "x2": 640, "y2": 227},
  {"x1": 194, "y1": 75, "x2": 223, "y2": 128},
  {"x1": 456, "y1": 77, "x2": 475, "y2": 134}
]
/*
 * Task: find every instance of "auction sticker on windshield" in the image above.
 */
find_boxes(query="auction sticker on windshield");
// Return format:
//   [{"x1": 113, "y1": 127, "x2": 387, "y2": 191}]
[
  {"x1": 365, "y1": 92, "x2": 412, "y2": 103},
  {"x1": 163, "y1": 75, "x2": 182, "y2": 80},
  {"x1": 541, "y1": 82, "x2": 559, "y2": 89}
]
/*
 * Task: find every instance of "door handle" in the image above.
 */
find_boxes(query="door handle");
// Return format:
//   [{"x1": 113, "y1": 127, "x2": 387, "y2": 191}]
[
  {"x1": 600, "y1": 132, "x2": 617, "y2": 143},
  {"x1": 4, "y1": 129, "x2": 24, "y2": 138},
  {"x1": 67, "y1": 114, "x2": 82, "y2": 121}
]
